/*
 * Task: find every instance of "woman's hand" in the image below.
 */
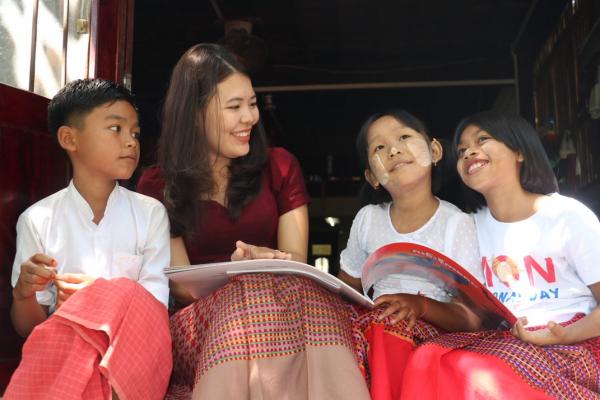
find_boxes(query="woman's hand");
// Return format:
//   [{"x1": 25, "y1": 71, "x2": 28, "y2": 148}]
[
  {"x1": 374, "y1": 293, "x2": 427, "y2": 330},
  {"x1": 231, "y1": 240, "x2": 292, "y2": 261},
  {"x1": 511, "y1": 317, "x2": 569, "y2": 346}
]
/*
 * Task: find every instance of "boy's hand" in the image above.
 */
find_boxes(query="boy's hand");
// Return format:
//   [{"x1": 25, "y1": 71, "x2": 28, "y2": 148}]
[
  {"x1": 13, "y1": 254, "x2": 57, "y2": 301},
  {"x1": 374, "y1": 293, "x2": 426, "y2": 330},
  {"x1": 231, "y1": 240, "x2": 292, "y2": 261},
  {"x1": 511, "y1": 317, "x2": 568, "y2": 346},
  {"x1": 54, "y1": 273, "x2": 96, "y2": 309}
]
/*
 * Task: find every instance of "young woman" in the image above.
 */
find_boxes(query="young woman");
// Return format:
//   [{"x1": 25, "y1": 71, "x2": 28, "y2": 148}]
[
  {"x1": 337, "y1": 110, "x2": 483, "y2": 399},
  {"x1": 401, "y1": 111, "x2": 600, "y2": 399},
  {"x1": 137, "y1": 43, "x2": 370, "y2": 399}
]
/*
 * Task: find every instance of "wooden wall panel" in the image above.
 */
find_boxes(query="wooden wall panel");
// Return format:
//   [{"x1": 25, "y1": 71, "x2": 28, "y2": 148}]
[{"x1": 0, "y1": 84, "x2": 70, "y2": 393}]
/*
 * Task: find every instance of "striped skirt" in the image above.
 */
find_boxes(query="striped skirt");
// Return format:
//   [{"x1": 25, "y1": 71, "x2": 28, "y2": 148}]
[{"x1": 166, "y1": 273, "x2": 371, "y2": 399}]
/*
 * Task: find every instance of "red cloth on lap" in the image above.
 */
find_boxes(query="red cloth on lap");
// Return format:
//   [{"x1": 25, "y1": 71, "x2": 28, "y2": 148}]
[
  {"x1": 351, "y1": 308, "x2": 442, "y2": 400},
  {"x1": 4, "y1": 278, "x2": 172, "y2": 400},
  {"x1": 401, "y1": 315, "x2": 599, "y2": 399}
]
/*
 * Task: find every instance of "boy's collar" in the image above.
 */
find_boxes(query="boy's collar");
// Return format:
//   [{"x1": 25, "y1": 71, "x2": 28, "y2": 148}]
[{"x1": 67, "y1": 180, "x2": 120, "y2": 224}]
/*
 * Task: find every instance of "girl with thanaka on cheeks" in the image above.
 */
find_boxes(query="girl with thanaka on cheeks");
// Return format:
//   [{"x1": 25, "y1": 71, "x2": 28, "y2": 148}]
[
  {"x1": 137, "y1": 43, "x2": 370, "y2": 399},
  {"x1": 338, "y1": 110, "x2": 482, "y2": 399},
  {"x1": 401, "y1": 111, "x2": 600, "y2": 399}
]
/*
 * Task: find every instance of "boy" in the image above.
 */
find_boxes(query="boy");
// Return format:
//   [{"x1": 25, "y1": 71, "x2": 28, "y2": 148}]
[{"x1": 6, "y1": 79, "x2": 171, "y2": 399}]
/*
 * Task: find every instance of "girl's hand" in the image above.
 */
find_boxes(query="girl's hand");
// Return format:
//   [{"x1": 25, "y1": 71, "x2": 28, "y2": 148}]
[
  {"x1": 54, "y1": 273, "x2": 96, "y2": 309},
  {"x1": 374, "y1": 293, "x2": 427, "y2": 330},
  {"x1": 13, "y1": 254, "x2": 57, "y2": 300},
  {"x1": 511, "y1": 317, "x2": 568, "y2": 346},
  {"x1": 230, "y1": 240, "x2": 292, "y2": 261}
]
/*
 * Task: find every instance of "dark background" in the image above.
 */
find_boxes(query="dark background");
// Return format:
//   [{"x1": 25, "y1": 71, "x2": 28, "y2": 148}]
[{"x1": 131, "y1": 0, "x2": 564, "y2": 270}]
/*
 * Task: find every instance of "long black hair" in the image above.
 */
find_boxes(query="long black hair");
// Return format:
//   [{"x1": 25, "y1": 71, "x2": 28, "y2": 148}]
[
  {"x1": 158, "y1": 43, "x2": 268, "y2": 237},
  {"x1": 355, "y1": 109, "x2": 446, "y2": 205},
  {"x1": 452, "y1": 110, "x2": 558, "y2": 212}
]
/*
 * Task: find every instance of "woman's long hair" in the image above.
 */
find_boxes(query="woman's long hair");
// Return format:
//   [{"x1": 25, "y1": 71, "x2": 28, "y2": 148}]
[{"x1": 158, "y1": 43, "x2": 268, "y2": 237}]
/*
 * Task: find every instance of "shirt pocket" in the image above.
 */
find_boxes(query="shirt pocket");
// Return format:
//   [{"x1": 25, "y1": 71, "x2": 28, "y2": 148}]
[{"x1": 113, "y1": 253, "x2": 143, "y2": 280}]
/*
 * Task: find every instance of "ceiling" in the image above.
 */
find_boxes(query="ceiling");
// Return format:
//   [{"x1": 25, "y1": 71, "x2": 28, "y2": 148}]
[{"x1": 132, "y1": 0, "x2": 534, "y2": 194}]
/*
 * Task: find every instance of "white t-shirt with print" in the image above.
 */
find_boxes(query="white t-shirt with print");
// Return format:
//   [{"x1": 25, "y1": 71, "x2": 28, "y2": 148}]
[
  {"x1": 474, "y1": 193, "x2": 600, "y2": 325},
  {"x1": 12, "y1": 181, "x2": 170, "y2": 310},
  {"x1": 340, "y1": 199, "x2": 480, "y2": 301}
]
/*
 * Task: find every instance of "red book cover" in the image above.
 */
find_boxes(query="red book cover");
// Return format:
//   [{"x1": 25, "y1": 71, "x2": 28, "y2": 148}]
[{"x1": 362, "y1": 242, "x2": 516, "y2": 330}]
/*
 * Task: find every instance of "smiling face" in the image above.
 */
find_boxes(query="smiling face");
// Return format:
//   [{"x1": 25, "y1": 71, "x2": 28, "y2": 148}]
[
  {"x1": 204, "y1": 72, "x2": 259, "y2": 163},
  {"x1": 365, "y1": 115, "x2": 440, "y2": 192},
  {"x1": 61, "y1": 100, "x2": 140, "y2": 183},
  {"x1": 456, "y1": 124, "x2": 524, "y2": 196}
]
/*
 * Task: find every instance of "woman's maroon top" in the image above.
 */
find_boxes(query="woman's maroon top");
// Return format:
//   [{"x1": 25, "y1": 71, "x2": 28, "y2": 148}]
[{"x1": 137, "y1": 147, "x2": 310, "y2": 263}]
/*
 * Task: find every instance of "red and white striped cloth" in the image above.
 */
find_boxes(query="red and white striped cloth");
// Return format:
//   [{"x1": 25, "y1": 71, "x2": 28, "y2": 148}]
[{"x1": 4, "y1": 278, "x2": 172, "y2": 400}]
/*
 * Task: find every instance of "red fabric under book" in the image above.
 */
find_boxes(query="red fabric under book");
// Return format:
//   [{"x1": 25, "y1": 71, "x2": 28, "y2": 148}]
[
  {"x1": 401, "y1": 315, "x2": 600, "y2": 399},
  {"x1": 4, "y1": 278, "x2": 172, "y2": 400},
  {"x1": 351, "y1": 308, "x2": 442, "y2": 400},
  {"x1": 401, "y1": 344, "x2": 553, "y2": 400}
]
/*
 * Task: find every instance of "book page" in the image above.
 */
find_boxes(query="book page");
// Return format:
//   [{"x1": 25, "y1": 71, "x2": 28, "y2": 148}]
[{"x1": 165, "y1": 259, "x2": 374, "y2": 309}]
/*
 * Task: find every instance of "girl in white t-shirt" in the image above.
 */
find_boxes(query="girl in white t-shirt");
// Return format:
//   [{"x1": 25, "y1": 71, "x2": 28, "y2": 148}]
[
  {"x1": 402, "y1": 111, "x2": 600, "y2": 399},
  {"x1": 338, "y1": 109, "x2": 483, "y2": 397}
]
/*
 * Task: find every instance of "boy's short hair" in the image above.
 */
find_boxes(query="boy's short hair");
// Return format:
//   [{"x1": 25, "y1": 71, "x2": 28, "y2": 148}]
[{"x1": 48, "y1": 78, "x2": 136, "y2": 136}]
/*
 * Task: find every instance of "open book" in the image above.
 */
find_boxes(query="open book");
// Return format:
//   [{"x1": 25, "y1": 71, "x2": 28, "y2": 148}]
[
  {"x1": 165, "y1": 259, "x2": 375, "y2": 309},
  {"x1": 165, "y1": 242, "x2": 516, "y2": 330},
  {"x1": 362, "y1": 242, "x2": 516, "y2": 330}
]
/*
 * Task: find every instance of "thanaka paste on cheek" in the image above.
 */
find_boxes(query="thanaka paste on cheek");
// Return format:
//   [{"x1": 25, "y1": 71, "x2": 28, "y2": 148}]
[
  {"x1": 371, "y1": 154, "x2": 389, "y2": 185},
  {"x1": 406, "y1": 138, "x2": 432, "y2": 167},
  {"x1": 479, "y1": 140, "x2": 512, "y2": 161}
]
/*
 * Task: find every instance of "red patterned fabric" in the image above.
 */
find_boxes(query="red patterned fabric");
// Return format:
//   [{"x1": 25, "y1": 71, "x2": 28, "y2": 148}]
[
  {"x1": 402, "y1": 314, "x2": 600, "y2": 399},
  {"x1": 4, "y1": 278, "x2": 172, "y2": 400},
  {"x1": 166, "y1": 274, "x2": 366, "y2": 399},
  {"x1": 137, "y1": 147, "x2": 310, "y2": 263},
  {"x1": 351, "y1": 308, "x2": 442, "y2": 400}
]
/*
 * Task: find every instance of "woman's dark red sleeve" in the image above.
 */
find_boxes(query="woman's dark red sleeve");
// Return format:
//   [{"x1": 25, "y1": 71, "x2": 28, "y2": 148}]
[
  {"x1": 268, "y1": 147, "x2": 311, "y2": 215},
  {"x1": 136, "y1": 166, "x2": 166, "y2": 203}
]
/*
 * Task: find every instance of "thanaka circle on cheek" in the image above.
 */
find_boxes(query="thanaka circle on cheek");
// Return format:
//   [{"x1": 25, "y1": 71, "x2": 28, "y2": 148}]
[
  {"x1": 371, "y1": 154, "x2": 390, "y2": 185},
  {"x1": 406, "y1": 139, "x2": 432, "y2": 166},
  {"x1": 480, "y1": 139, "x2": 513, "y2": 160}
]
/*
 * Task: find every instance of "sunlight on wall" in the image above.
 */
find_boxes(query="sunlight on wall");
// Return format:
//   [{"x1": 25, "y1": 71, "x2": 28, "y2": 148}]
[
  {"x1": 0, "y1": 0, "x2": 89, "y2": 98},
  {"x1": 34, "y1": 0, "x2": 64, "y2": 97},
  {"x1": 66, "y1": 0, "x2": 89, "y2": 83},
  {"x1": 0, "y1": 0, "x2": 35, "y2": 89}
]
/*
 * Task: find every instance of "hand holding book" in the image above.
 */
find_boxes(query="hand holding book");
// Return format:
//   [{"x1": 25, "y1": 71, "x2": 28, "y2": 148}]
[{"x1": 362, "y1": 242, "x2": 516, "y2": 330}]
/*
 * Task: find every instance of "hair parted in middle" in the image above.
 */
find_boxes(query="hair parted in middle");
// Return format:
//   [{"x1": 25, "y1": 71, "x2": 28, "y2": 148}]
[
  {"x1": 158, "y1": 43, "x2": 268, "y2": 237},
  {"x1": 355, "y1": 109, "x2": 447, "y2": 205}
]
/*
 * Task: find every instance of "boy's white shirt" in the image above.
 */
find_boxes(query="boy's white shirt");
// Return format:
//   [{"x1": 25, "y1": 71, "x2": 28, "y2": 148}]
[
  {"x1": 340, "y1": 199, "x2": 481, "y2": 301},
  {"x1": 12, "y1": 180, "x2": 170, "y2": 310},
  {"x1": 474, "y1": 193, "x2": 600, "y2": 325}
]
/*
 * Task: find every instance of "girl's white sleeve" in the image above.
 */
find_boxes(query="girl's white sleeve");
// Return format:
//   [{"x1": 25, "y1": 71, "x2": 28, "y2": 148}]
[
  {"x1": 564, "y1": 201, "x2": 600, "y2": 286},
  {"x1": 339, "y1": 207, "x2": 370, "y2": 278}
]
